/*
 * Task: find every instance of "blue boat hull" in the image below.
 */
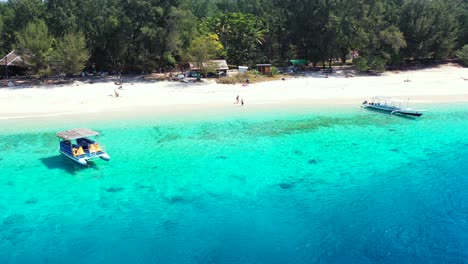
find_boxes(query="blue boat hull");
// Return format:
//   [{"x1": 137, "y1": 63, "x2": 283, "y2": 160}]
[
  {"x1": 362, "y1": 104, "x2": 423, "y2": 117},
  {"x1": 60, "y1": 150, "x2": 88, "y2": 165}
]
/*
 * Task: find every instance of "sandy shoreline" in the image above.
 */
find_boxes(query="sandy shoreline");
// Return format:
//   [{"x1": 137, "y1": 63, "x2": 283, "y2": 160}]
[{"x1": 1, "y1": 64, "x2": 467, "y2": 121}]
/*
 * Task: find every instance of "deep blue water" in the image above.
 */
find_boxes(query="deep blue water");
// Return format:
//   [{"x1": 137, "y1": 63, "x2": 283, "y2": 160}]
[{"x1": 0, "y1": 105, "x2": 467, "y2": 263}]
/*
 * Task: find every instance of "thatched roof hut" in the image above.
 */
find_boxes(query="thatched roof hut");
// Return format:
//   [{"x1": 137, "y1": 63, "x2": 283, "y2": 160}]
[
  {"x1": 189, "y1": 60, "x2": 229, "y2": 72},
  {"x1": 0, "y1": 50, "x2": 26, "y2": 66}
]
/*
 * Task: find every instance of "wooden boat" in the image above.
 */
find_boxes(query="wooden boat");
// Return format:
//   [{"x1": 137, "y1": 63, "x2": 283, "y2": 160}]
[
  {"x1": 361, "y1": 97, "x2": 425, "y2": 117},
  {"x1": 57, "y1": 128, "x2": 110, "y2": 165}
]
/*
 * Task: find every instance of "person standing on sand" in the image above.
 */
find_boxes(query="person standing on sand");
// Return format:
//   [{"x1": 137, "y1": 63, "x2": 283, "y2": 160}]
[
  {"x1": 241, "y1": 98, "x2": 244, "y2": 106},
  {"x1": 235, "y1": 95, "x2": 239, "y2": 104}
]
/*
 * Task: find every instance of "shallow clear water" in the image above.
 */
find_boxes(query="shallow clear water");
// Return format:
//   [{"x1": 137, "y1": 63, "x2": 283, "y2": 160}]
[{"x1": 1, "y1": 104, "x2": 468, "y2": 263}]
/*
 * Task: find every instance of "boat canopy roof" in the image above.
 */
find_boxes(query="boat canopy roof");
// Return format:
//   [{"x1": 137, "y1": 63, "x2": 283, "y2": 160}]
[{"x1": 56, "y1": 128, "x2": 100, "y2": 140}]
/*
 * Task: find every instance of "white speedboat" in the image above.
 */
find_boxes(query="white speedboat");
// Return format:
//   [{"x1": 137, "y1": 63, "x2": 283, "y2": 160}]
[{"x1": 361, "y1": 97, "x2": 425, "y2": 117}]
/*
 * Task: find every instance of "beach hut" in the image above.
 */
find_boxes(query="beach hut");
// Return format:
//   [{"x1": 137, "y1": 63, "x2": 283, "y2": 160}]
[
  {"x1": 256, "y1": 64, "x2": 272, "y2": 75},
  {"x1": 189, "y1": 60, "x2": 229, "y2": 74},
  {"x1": 0, "y1": 50, "x2": 28, "y2": 78}
]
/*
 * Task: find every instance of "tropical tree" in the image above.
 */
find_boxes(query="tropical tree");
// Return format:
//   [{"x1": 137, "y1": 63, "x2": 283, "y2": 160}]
[
  {"x1": 350, "y1": 1, "x2": 406, "y2": 72},
  {"x1": 455, "y1": 45, "x2": 468, "y2": 66},
  {"x1": 15, "y1": 20, "x2": 54, "y2": 75},
  {"x1": 1, "y1": 0, "x2": 46, "y2": 53},
  {"x1": 206, "y1": 12, "x2": 266, "y2": 66},
  {"x1": 185, "y1": 34, "x2": 224, "y2": 74},
  {"x1": 77, "y1": 0, "x2": 128, "y2": 71},
  {"x1": 458, "y1": 2, "x2": 468, "y2": 48},
  {"x1": 1, "y1": 0, "x2": 467, "y2": 76},
  {"x1": 45, "y1": 0, "x2": 79, "y2": 36},
  {"x1": 399, "y1": 0, "x2": 459, "y2": 60},
  {"x1": 183, "y1": 0, "x2": 218, "y2": 19},
  {"x1": 53, "y1": 32, "x2": 90, "y2": 75},
  {"x1": 162, "y1": 6, "x2": 199, "y2": 67},
  {"x1": 0, "y1": 4, "x2": 4, "y2": 56}
]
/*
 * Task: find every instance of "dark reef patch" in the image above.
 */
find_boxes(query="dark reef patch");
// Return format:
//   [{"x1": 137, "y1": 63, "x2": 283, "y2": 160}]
[
  {"x1": 135, "y1": 183, "x2": 154, "y2": 191},
  {"x1": 244, "y1": 115, "x2": 398, "y2": 138},
  {"x1": 231, "y1": 174, "x2": 246, "y2": 182},
  {"x1": 157, "y1": 133, "x2": 182, "y2": 143},
  {"x1": 25, "y1": 198, "x2": 38, "y2": 204},
  {"x1": 106, "y1": 187, "x2": 124, "y2": 193},
  {"x1": 279, "y1": 182, "x2": 295, "y2": 189},
  {"x1": 167, "y1": 195, "x2": 186, "y2": 204},
  {"x1": 308, "y1": 159, "x2": 318, "y2": 164},
  {"x1": 2, "y1": 214, "x2": 26, "y2": 226},
  {"x1": 294, "y1": 150, "x2": 304, "y2": 156}
]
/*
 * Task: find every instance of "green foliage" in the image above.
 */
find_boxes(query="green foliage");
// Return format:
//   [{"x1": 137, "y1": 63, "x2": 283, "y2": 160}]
[
  {"x1": 455, "y1": 45, "x2": 468, "y2": 66},
  {"x1": 353, "y1": 57, "x2": 369, "y2": 72},
  {"x1": 1, "y1": 0, "x2": 468, "y2": 75},
  {"x1": 379, "y1": 26, "x2": 407, "y2": 60},
  {"x1": 353, "y1": 56, "x2": 386, "y2": 73},
  {"x1": 163, "y1": 52, "x2": 177, "y2": 67},
  {"x1": 205, "y1": 12, "x2": 266, "y2": 66},
  {"x1": 53, "y1": 32, "x2": 90, "y2": 75},
  {"x1": 399, "y1": 0, "x2": 459, "y2": 59},
  {"x1": 457, "y1": 1, "x2": 468, "y2": 48},
  {"x1": 0, "y1": 0, "x2": 46, "y2": 54},
  {"x1": 0, "y1": 6, "x2": 4, "y2": 56},
  {"x1": 184, "y1": 0, "x2": 218, "y2": 19},
  {"x1": 368, "y1": 57, "x2": 386, "y2": 73},
  {"x1": 250, "y1": 69, "x2": 260, "y2": 76},
  {"x1": 270, "y1": 66, "x2": 279, "y2": 76},
  {"x1": 46, "y1": 0, "x2": 79, "y2": 36},
  {"x1": 185, "y1": 34, "x2": 225, "y2": 73},
  {"x1": 15, "y1": 20, "x2": 53, "y2": 74}
]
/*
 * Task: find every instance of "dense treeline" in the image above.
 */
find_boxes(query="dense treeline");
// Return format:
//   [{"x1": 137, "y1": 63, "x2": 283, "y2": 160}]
[{"x1": 0, "y1": 0, "x2": 467, "y2": 75}]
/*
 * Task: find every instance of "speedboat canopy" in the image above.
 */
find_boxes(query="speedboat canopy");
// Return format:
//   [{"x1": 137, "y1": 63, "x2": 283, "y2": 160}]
[{"x1": 56, "y1": 128, "x2": 100, "y2": 140}]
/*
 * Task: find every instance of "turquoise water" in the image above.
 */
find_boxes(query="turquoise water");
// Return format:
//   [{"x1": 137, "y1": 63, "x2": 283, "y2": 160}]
[{"x1": 1, "y1": 105, "x2": 468, "y2": 263}]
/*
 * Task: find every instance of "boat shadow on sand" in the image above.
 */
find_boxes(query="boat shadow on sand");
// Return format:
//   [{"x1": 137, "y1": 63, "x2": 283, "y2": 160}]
[{"x1": 40, "y1": 155, "x2": 99, "y2": 175}]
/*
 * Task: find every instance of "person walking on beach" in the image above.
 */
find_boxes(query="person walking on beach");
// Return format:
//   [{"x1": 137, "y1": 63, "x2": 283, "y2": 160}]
[
  {"x1": 241, "y1": 98, "x2": 244, "y2": 106},
  {"x1": 235, "y1": 95, "x2": 239, "y2": 104}
]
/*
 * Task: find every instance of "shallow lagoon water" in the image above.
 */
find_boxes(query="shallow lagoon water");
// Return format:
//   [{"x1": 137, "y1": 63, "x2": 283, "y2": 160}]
[{"x1": 1, "y1": 104, "x2": 468, "y2": 263}]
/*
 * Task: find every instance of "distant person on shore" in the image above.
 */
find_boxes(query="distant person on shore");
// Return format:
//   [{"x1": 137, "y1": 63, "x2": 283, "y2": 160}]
[
  {"x1": 114, "y1": 89, "x2": 120, "y2": 98},
  {"x1": 235, "y1": 95, "x2": 239, "y2": 104},
  {"x1": 241, "y1": 98, "x2": 244, "y2": 106}
]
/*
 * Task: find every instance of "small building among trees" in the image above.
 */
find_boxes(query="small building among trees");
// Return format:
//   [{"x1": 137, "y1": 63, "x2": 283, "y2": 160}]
[
  {"x1": 0, "y1": 50, "x2": 29, "y2": 78},
  {"x1": 188, "y1": 59, "x2": 229, "y2": 75},
  {"x1": 256, "y1": 64, "x2": 272, "y2": 75}
]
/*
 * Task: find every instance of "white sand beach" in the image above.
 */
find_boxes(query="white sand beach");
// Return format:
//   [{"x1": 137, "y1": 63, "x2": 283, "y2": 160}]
[{"x1": 1, "y1": 64, "x2": 467, "y2": 120}]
